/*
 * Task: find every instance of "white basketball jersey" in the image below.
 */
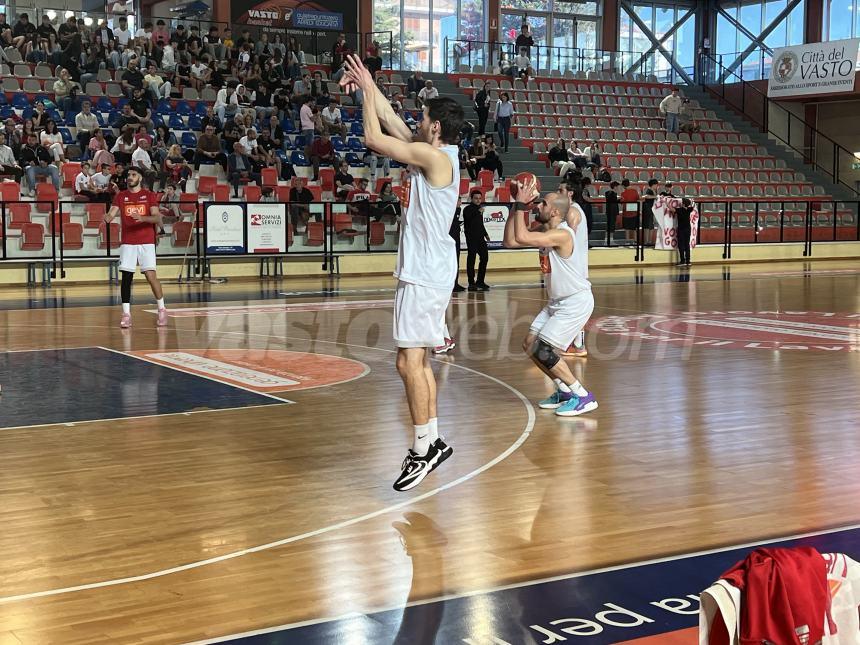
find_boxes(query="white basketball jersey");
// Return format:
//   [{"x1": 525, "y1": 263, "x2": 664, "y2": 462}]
[
  {"x1": 546, "y1": 204, "x2": 591, "y2": 301},
  {"x1": 394, "y1": 144, "x2": 460, "y2": 290}
]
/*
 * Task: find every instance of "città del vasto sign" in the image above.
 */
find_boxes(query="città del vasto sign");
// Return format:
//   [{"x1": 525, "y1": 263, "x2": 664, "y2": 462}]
[{"x1": 768, "y1": 38, "x2": 860, "y2": 98}]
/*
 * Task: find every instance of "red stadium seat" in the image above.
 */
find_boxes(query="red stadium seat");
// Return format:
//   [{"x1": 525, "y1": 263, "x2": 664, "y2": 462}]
[
  {"x1": 8, "y1": 203, "x2": 31, "y2": 229},
  {"x1": 62, "y1": 222, "x2": 84, "y2": 250},
  {"x1": 197, "y1": 175, "x2": 217, "y2": 198},
  {"x1": 0, "y1": 180, "x2": 20, "y2": 202},
  {"x1": 305, "y1": 221, "x2": 325, "y2": 246},
  {"x1": 20, "y1": 223, "x2": 45, "y2": 250},
  {"x1": 213, "y1": 184, "x2": 230, "y2": 201},
  {"x1": 261, "y1": 167, "x2": 278, "y2": 187},
  {"x1": 173, "y1": 221, "x2": 194, "y2": 247},
  {"x1": 98, "y1": 221, "x2": 121, "y2": 248},
  {"x1": 85, "y1": 202, "x2": 106, "y2": 228},
  {"x1": 62, "y1": 162, "x2": 82, "y2": 189},
  {"x1": 368, "y1": 221, "x2": 386, "y2": 246},
  {"x1": 244, "y1": 185, "x2": 262, "y2": 202}
]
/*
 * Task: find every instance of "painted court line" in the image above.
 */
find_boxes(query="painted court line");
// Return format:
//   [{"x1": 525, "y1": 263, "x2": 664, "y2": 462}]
[
  {"x1": 0, "y1": 345, "x2": 536, "y2": 606},
  {"x1": 98, "y1": 347, "x2": 294, "y2": 404},
  {"x1": 184, "y1": 521, "x2": 860, "y2": 645}
]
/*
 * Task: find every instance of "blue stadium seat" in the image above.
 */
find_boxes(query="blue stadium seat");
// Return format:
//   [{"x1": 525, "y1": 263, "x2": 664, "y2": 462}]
[
  {"x1": 291, "y1": 151, "x2": 309, "y2": 166},
  {"x1": 181, "y1": 132, "x2": 197, "y2": 148},
  {"x1": 294, "y1": 134, "x2": 307, "y2": 149},
  {"x1": 21, "y1": 107, "x2": 33, "y2": 119},
  {"x1": 59, "y1": 128, "x2": 74, "y2": 145},
  {"x1": 195, "y1": 102, "x2": 208, "y2": 116},
  {"x1": 348, "y1": 138, "x2": 365, "y2": 153},
  {"x1": 0, "y1": 106, "x2": 13, "y2": 118},
  {"x1": 0, "y1": 93, "x2": 7, "y2": 105},
  {"x1": 176, "y1": 101, "x2": 192, "y2": 116},
  {"x1": 169, "y1": 114, "x2": 187, "y2": 130},
  {"x1": 156, "y1": 99, "x2": 171, "y2": 112},
  {"x1": 188, "y1": 114, "x2": 203, "y2": 130},
  {"x1": 331, "y1": 136, "x2": 346, "y2": 152},
  {"x1": 96, "y1": 97, "x2": 113, "y2": 113},
  {"x1": 350, "y1": 122, "x2": 364, "y2": 136},
  {"x1": 116, "y1": 98, "x2": 129, "y2": 110},
  {"x1": 64, "y1": 112, "x2": 78, "y2": 126},
  {"x1": 281, "y1": 118, "x2": 297, "y2": 133},
  {"x1": 151, "y1": 114, "x2": 165, "y2": 128},
  {"x1": 345, "y1": 152, "x2": 363, "y2": 166}
]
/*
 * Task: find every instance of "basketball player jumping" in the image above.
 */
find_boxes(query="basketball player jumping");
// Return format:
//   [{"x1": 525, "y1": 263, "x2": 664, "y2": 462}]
[
  {"x1": 104, "y1": 166, "x2": 168, "y2": 328},
  {"x1": 340, "y1": 55, "x2": 464, "y2": 491},
  {"x1": 504, "y1": 176, "x2": 598, "y2": 416}
]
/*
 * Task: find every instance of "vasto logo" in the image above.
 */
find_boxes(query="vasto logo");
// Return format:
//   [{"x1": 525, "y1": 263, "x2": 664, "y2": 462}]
[
  {"x1": 248, "y1": 9, "x2": 280, "y2": 19},
  {"x1": 774, "y1": 51, "x2": 799, "y2": 83},
  {"x1": 592, "y1": 311, "x2": 860, "y2": 352}
]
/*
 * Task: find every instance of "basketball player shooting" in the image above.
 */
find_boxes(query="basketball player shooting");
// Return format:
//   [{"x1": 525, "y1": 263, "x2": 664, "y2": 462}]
[
  {"x1": 504, "y1": 176, "x2": 598, "y2": 417},
  {"x1": 340, "y1": 55, "x2": 464, "y2": 491},
  {"x1": 104, "y1": 166, "x2": 168, "y2": 329}
]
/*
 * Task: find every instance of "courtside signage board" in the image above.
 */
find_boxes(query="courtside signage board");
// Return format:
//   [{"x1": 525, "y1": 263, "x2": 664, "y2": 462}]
[
  {"x1": 247, "y1": 203, "x2": 288, "y2": 254},
  {"x1": 768, "y1": 38, "x2": 859, "y2": 97},
  {"x1": 206, "y1": 204, "x2": 246, "y2": 254}
]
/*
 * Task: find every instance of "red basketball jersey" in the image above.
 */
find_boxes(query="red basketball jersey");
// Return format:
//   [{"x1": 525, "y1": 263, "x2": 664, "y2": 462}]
[{"x1": 113, "y1": 189, "x2": 159, "y2": 245}]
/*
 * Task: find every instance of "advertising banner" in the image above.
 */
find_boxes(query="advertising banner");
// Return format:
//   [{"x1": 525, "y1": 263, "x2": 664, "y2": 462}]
[
  {"x1": 459, "y1": 204, "x2": 512, "y2": 250},
  {"x1": 247, "y1": 203, "x2": 288, "y2": 253},
  {"x1": 232, "y1": 0, "x2": 356, "y2": 33},
  {"x1": 206, "y1": 204, "x2": 246, "y2": 254},
  {"x1": 768, "y1": 39, "x2": 859, "y2": 98}
]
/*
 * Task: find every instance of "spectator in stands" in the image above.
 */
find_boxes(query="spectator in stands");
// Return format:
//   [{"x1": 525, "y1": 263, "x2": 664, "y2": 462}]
[
  {"x1": 190, "y1": 55, "x2": 209, "y2": 90},
  {"x1": 417, "y1": 80, "x2": 439, "y2": 109},
  {"x1": 253, "y1": 82, "x2": 275, "y2": 120},
  {"x1": 57, "y1": 15, "x2": 77, "y2": 47},
  {"x1": 548, "y1": 138, "x2": 569, "y2": 174},
  {"x1": 515, "y1": 23, "x2": 535, "y2": 57},
  {"x1": 12, "y1": 13, "x2": 36, "y2": 59},
  {"x1": 498, "y1": 52, "x2": 513, "y2": 78},
  {"x1": 134, "y1": 124, "x2": 153, "y2": 147},
  {"x1": 289, "y1": 176, "x2": 315, "y2": 230},
  {"x1": 0, "y1": 132, "x2": 22, "y2": 182},
  {"x1": 331, "y1": 33, "x2": 351, "y2": 81},
  {"x1": 0, "y1": 13, "x2": 12, "y2": 47},
  {"x1": 309, "y1": 71, "x2": 326, "y2": 99},
  {"x1": 112, "y1": 162, "x2": 128, "y2": 191},
  {"x1": 31, "y1": 102, "x2": 48, "y2": 132},
  {"x1": 90, "y1": 130, "x2": 113, "y2": 168},
  {"x1": 160, "y1": 39, "x2": 176, "y2": 73},
  {"x1": 40, "y1": 120, "x2": 66, "y2": 166},
  {"x1": 674, "y1": 197, "x2": 694, "y2": 266},
  {"x1": 514, "y1": 47, "x2": 533, "y2": 84},
  {"x1": 406, "y1": 70, "x2": 424, "y2": 98},
  {"x1": 365, "y1": 148, "x2": 390, "y2": 183},
  {"x1": 111, "y1": 127, "x2": 136, "y2": 164},
  {"x1": 90, "y1": 163, "x2": 114, "y2": 203},
  {"x1": 111, "y1": 16, "x2": 133, "y2": 69},
  {"x1": 150, "y1": 124, "x2": 173, "y2": 166},
  {"x1": 597, "y1": 165, "x2": 612, "y2": 183},
  {"x1": 375, "y1": 75, "x2": 391, "y2": 100},
  {"x1": 347, "y1": 177, "x2": 372, "y2": 220},
  {"x1": 228, "y1": 147, "x2": 260, "y2": 197},
  {"x1": 480, "y1": 135, "x2": 504, "y2": 180},
  {"x1": 474, "y1": 82, "x2": 491, "y2": 136},
  {"x1": 3, "y1": 119, "x2": 20, "y2": 154},
  {"x1": 131, "y1": 137, "x2": 156, "y2": 184},
  {"x1": 307, "y1": 134, "x2": 337, "y2": 181},
  {"x1": 214, "y1": 83, "x2": 239, "y2": 123},
  {"x1": 195, "y1": 124, "x2": 228, "y2": 173},
  {"x1": 21, "y1": 133, "x2": 59, "y2": 194},
  {"x1": 204, "y1": 26, "x2": 225, "y2": 60},
  {"x1": 95, "y1": 19, "x2": 115, "y2": 53},
  {"x1": 659, "y1": 88, "x2": 683, "y2": 134},
  {"x1": 121, "y1": 58, "x2": 145, "y2": 98},
  {"x1": 365, "y1": 40, "x2": 383, "y2": 75},
  {"x1": 321, "y1": 102, "x2": 347, "y2": 138},
  {"x1": 267, "y1": 114, "x2": 284, "y2": 150},
  {"x1": 53, "y1": 69, "x2": 81, "y2": 114},
  {"x1": 152, "y1": 19, "x2": 169, "y2": 50},
  {"x1": 144, "y1": 62, "x2": 172, "y2": 100},
  {"x1": 36, "y1": 14, "x2": 57, "y2": 61},
  {"x1": 377, "y1": 182, "x2": 401, "y2": 221},
  {"x1": 335, "y1": 159, "x2": 355, "y2": 201},
  {"x1": 567, "y1": 140, "x2": 587, "y2": 170},
  {"x1": 619, "y1": 178, "x2": 639, "y2": 239},
  {"x1": 584, "y1": 140, "x2": 602, "y2": 172},
  {"x1": 643, "y1": 178, "x2": 659, "y2": 244},
  {"x1": 187, "y1": 26, "x2": 203, "y2": 58},
  {"x1": 135, "y1": 22, "x2": 154, "y2": 59},
  {"x1": 461, "y1": 137, "x2": 480, "y2": 180},
  {"x1": 495, "y1": 93, "x2": 514, "y2": 153},
  {"x1": 259, "y1": 129, "x2": 290, "y2": 180},
  {"x1": 605, "y1": 181, "x2": 620, "y2": 244},
  {"x1": 75, "y1": 101, "x2": 100, "y2": 152},
  {"x1": 299, "y1": 95, "x2": 316, "y2": 142},
  {"x1": 74, "y1": 161, "x2": 97, "y2": 200},
  {"x1": 679, "y1": 100, "x2": 701, "y2": 135},
  {"x1": 463, "y1": 189, "x2": 491, "y2": 291},
  {"x1": 660, "y1": 181, "x2": 673, "y2": 196},
  {"x1": 79, "y1": 45, "x2": 103, "y2": 92},
  {"x1": 129, "y1": 87, "x2": 153, "y2": 126},
  {"x1": 164, "y1": 144, "x2": 191, "y2": 189}
]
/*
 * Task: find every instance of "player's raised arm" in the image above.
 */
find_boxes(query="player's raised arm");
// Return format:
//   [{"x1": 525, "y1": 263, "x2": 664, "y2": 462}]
[{"x1": 340, "y1": 55, "x2": 413, "y2": 143}]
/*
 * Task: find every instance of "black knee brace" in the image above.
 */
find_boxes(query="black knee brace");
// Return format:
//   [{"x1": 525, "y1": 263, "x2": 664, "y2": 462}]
[
  {"x1": 533, "y1": 339, "x2": 560, "y2": 370},
  {"x1": 120, "y1": 270, "x2": 134, "y2": 304}
]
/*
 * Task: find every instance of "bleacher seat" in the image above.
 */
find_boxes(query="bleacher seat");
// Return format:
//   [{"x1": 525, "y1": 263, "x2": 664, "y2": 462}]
[
  {"x1": 62, "y1": 222, "x2": 84, "y2": 250},
  {"x1": 20, "y1": 223, "x2": 45, "y2": 251}
]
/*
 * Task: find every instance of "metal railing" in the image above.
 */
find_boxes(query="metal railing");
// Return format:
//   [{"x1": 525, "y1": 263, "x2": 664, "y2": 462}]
[
  {"x1": 698, "y1": 53, "x2": 860, "y2": 197},
  {"x1": 444, "y1": 39, "x2": 654, "y2": 78}
]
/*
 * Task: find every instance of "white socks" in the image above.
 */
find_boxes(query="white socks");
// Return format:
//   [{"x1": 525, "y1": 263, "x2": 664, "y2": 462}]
[
  {"x1": 428, "y1": 418, "x2": 439, "y2": 443},
  {"x1": 157, "y1": 298, "x2": 165, "y2": 309},
  {"x1": 122, "y1": 303, "x2": 131, "y2": 315},
  {"x1": 413, "y1": 422, "x2": 431, "y2": 456},
  {"x1": 555, "y1": 379, "x2": 571, "y2": 393},
  {"x1": 556, "y1": 378, "x2": 587, "y2": 397}
]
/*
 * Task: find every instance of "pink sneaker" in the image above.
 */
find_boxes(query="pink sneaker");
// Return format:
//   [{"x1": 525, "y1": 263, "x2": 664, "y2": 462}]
[
  {"x1": 120, "y1": 313, "x2": 131, "y2": 328},
  {"x1": 157, "y1": 308, "x2": 168, "y2": 327}
]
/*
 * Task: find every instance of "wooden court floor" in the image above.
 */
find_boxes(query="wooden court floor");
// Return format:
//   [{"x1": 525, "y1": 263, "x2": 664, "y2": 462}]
[{"x1": 0, "y1": 261, "x2": 858, "y2": 644}]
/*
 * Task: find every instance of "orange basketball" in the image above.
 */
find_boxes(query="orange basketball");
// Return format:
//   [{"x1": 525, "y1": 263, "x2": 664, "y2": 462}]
[{"x1": 510, "y1": 173, "x2": 541, "y2": 200}]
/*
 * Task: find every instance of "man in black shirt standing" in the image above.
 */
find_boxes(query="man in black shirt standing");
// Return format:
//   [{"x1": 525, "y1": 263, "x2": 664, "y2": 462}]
[
  {"x1": 463, "y1": 189, "x2": 491, "y2": 291},
  {"x1": 515, "y1": 24, "x2": 534, "y2": 57}
]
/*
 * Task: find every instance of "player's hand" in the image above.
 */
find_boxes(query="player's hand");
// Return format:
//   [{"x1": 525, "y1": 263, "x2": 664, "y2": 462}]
[
  {"x1": 340, "y1": 54, "x2": 374, "y2": 93},
  {"x1": 515, "y1": 176, "x2": 539, "y2": 204}
]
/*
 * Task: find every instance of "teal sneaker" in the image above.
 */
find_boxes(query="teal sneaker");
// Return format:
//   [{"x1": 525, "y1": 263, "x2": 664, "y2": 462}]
[
  {"x1": 556, "y1": 392, "x2": 599, "y2": 417},
  {"x1": 538, "y1": 390, "x2": 574, "y2": 410}
]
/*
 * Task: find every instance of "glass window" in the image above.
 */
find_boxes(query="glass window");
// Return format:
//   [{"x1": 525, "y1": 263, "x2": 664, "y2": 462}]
[
  {"x1": 373, "y1": 0, "x2": 402, "y2": 69},
  {"x1": 827, "y1": 0, "x2": 853, "y2": 39},
  {"x1": 676, "y1": 11, "x2": 696, "y2": 74},
  {"x1": 431, "y1": 0, "x2": 456, "y2": 73},
  {"x1": 402, "y1": 0, "x2": 430, "y2": 72},
  {"x1": 501, "y1": 0, "x2": 551, "y2": 10},
  {"x1": 460, "y1": 0, "x2": 485, "y2": 42}
]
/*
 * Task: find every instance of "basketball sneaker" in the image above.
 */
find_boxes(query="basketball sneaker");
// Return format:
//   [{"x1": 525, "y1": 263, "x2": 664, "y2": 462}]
[
  {"x1": 538, "y1": 390, "x2": 574, "y2": 409},
  {"x1": 555, "y1": 392, "x2": 599, "y2": 417},
  {"x1": 393, "y1": 443, "x2": 441, "y2": 492},
  {"x1": 120, "y1": 313, "x2": 131, "y2": 328},
  {"x1": 429, "y1": 437, "x2": 453, "y2": 472},
  {"x1": 157, "y1": 308, "x2": 168, "y2": 327},
  {"x1": 433, "y1": 337, "x2": 456, "y2": 354}
]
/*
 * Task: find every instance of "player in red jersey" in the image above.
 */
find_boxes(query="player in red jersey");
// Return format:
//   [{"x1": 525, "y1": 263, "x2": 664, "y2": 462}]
[{"x1": 104, "y1": 167, "x2": 168, "y2": 328}]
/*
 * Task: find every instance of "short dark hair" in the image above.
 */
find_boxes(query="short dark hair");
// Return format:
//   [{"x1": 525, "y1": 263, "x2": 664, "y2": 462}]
[
  {"x1": 648, "y1": 178, "x2": 659, "y2": 187},
  {"x1": 610, "y1": 181, "x2": 619, "y2": 188},
  {"x1": 621, "y1": 178, "x2": 630, "y2": 187},
  {"x1": 425, "y1": 98, "x2": 464, "y2": 144},
  {"x1": 470, "y1": 188, "x2": 483, "y2": 198}
]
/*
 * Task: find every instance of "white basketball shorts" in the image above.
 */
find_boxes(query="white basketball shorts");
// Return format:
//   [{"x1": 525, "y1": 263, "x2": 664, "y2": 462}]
[
  {"x1": 119, "y1": 244, "x2": 157, "y2": 273},
  {"x1": 529, "y1": 289, "x2": 595, "y2": 350},
  {"x1": 393, "y1": 280, "x2": 451, "y2": 349}
]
